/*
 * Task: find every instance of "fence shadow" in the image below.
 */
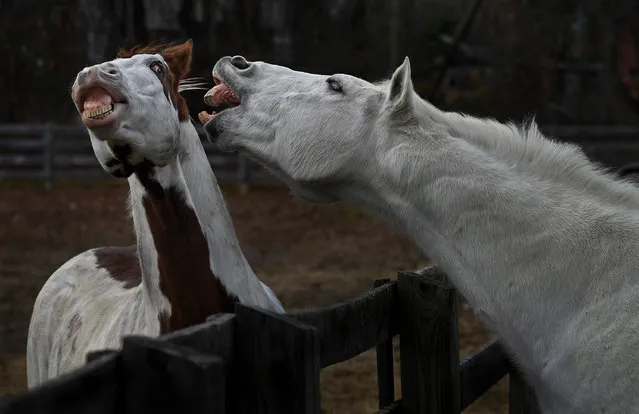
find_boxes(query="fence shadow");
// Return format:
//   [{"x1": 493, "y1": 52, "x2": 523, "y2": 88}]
[{"x1": 0, "y1": 267, "x2": 540, "y2": 414}]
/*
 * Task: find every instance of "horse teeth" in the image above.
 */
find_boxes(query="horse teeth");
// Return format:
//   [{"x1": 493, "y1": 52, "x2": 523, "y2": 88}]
[
  {"x1": 84, "y1": 104, "x2": 114, "y2": 120},
  {"x1": 198, "y1": 111, "x2": 216, "y2": 124}
]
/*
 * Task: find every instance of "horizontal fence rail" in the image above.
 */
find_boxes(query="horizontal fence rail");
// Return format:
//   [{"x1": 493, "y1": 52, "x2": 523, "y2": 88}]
[
  {"x1": 0, "y1": 268, "x2": 541, "y2": 414},
  {"x1": 2, "y1": 123, "x2": 639, "y2": 186},
  {"x1": 0, "y1": 123, "x2": 275, "y2": 186}
]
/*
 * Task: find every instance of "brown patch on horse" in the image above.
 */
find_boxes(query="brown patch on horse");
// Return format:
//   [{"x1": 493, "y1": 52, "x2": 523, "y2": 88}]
[
  {"x1": 94, "y1": 246, "x2": 141, "y2": 289},
  {"x1": 117, "y1": 40, "x2": 192, "y2": 121},
  {"x1": 134, "y1": 165, "x2": 238, "y2": 334}
]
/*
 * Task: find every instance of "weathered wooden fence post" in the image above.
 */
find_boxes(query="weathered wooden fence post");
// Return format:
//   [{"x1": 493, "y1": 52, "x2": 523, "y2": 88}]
[
  {"x1": 398, "y1": 268, "x2": 461, "y2": 414},
  {"x1": 232, "y1": 304, "x2": 321, "y2": 414},
  {"x1": 121, "y1": 336, "x2": 227, "y2": 414},
  {"x1": 373, "y1": 278, "x2": 395, "y2": 409},
  {"x1": 42, "y1": 123, "x2": 54, "y2": 189},
  {"x1": 0, "y1": 352, "x2": 122, "y2": 414},
  {"x1": 86, "y1": 349, "x2": 117, "y2": 364},
  {"x1": 162, "y1": 313, "x2": 235, "y2": 359}
]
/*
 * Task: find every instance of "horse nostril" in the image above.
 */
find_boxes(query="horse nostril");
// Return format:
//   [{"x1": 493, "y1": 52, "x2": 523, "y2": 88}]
[
  {"x1": 230, "y1": 56, "x2": 250, "y2": 70},
  {"x1": 100, "y1": 64, "x2": 120, "y2": 79}
]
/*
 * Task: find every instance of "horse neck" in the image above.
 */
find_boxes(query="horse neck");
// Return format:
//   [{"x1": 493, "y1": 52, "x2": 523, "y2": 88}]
[
  {"x1": 341, "y1": 125, "x2": 639, "y2": 374},
  {"x1": 414, "y1": 97, "x2": 639, "y2": 209},
  {"x1": 127, "y1": 153, "x2": 238, "y2": 334},
  {"x1": 172, "y1": 121, "x2": 276, "y2": 310}
]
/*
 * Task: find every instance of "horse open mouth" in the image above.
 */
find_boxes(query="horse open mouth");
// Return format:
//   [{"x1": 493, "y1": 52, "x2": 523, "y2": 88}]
[
  {"x1": 198, "y1": 76, "x2": 240, "y2": 124},
  {"x1": 75, "y1": 86, "x2": 127, "y2": 129}
]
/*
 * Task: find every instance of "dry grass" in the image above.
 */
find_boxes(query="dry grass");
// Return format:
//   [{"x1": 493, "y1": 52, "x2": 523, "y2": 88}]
[{"x1": 0, "y1": 179, "x2": 508, "y2": 412}]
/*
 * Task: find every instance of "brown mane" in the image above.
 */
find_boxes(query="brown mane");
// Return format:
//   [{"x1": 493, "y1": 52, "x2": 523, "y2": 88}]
[{"x1": 117, "y1": 40, "x2": 193, "y2": 121}]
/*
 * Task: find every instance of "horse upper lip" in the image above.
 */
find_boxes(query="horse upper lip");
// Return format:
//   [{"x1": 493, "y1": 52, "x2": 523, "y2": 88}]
[
  {"x1": 213, "y1": 69, "x2": 240, "y2": 91},
  {"x1": 73, "y1": 82, "x2": 127, "y2": 109}
]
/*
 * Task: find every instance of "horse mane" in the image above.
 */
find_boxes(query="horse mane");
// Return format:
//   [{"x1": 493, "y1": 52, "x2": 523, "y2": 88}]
[
  {"x1": 407, "y1": 92, "x2": 639, "y2": 208},
  {"x1": 372, "y1": 70, "x2": 639, "y2": 208},
  {"x1": 117, "y1": 41, "x2": 193, "y2": 121}
]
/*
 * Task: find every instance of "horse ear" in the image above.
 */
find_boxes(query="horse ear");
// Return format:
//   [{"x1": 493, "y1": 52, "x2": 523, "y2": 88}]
[
  {"x1": 386, "y1": 57, "x2": 413, "y2": 114},
  {"x1": 162, "y1": 39, "x2": 193, "y2": 80}
]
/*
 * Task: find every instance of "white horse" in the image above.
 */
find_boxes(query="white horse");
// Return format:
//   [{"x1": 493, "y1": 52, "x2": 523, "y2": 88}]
[
  {"x1": 26, "y1": 43, "x2": 283, "y2": 388},
  {"x1": 200, "y1": 55, "x2": 639, "y2": 413}
]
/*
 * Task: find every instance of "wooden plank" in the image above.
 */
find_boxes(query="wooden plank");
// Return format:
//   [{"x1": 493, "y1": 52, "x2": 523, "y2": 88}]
[
  {"x1": 43, "y1": 125, "x2": 54, "y2": 187},
  {"x1": 0, "y1": 353, "x2": 121, "y2": 414},
  {"x1": 373, "y1": 278, "x2": 395, "y2": 409},
  {"x1": 51, "y1": 139, "x2": 92, "y2": 150},
  {"x1": 0, "y1": 124, "x2": 47, "y2": 135},
  {"x1": 49, "y1": 126, "x2": 88, "y2": 136},
  {"x1": 233, "y1": 304, "x2": 320, "y2": 414},
  {"x1": 53, "y1": 141, "x2": 93, "y2": 151},
  {"x1": 0, "y1": 170, "x2": 47, "y2": 180},
  {"x1": 0, "y1": 124, "x2": 84, "y2": 136},
  {"x1": 121, "y1": 336, "x2": 226, "y2": 414},
  {"x1": 0, "y1": 139, "x2": 46, "y2": 150},
  {"x1": 86, "y1": 349, "x2": 118, "y2": 364},
  {"x1": 398, "y1": 269, "x2": 461, "y2": 414},
  {"x1": 460, "y1": 340, "x2": 510, "y2": 409},
  {"x1": 0, "y1": 169, "x2": 253, "y2": 182},
  {"x1": 0, "y1": 155, "x2": 44, "y2": 166},
  {"x1": 161, "y1": 313, "x2": 235, "y2": 360},
  {"x1": 373, "y1": 400, "x2": 402, "y2": 414},
  {"x1": 509, "y1": 369, "x2": 541, "y2": 414},
  {"x1": 50, "y1": 170, "x2": 111, "y2": 180},
  {"x1": 291, "y1": 281, "x2": 397, "y2": 367},
  {"x1": 0, "y1": 123, "x2": 621, "y2": 141},
  {"x1": 0, "y1": 123, "x2": 282, "y2": 184},
  {"x1": 53, "y1": 156, "x2": 99, "y2": 167}
]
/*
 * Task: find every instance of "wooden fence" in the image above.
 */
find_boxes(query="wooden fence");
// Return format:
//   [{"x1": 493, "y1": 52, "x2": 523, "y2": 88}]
[
  {"x1": 3, "y1": 123, "x2": 639, "y2": 189},
  {"x1": 0, "y1": 123, "x2": 273, "y2": 187},
  {"x1": 0, "y1": 268, "x2": 540, "y2": 414}
]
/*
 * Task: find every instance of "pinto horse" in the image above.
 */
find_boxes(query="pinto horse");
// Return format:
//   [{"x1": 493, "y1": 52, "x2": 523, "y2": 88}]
[{"x1": 27, "y1": 42, "x2": 283, "y2": 387}]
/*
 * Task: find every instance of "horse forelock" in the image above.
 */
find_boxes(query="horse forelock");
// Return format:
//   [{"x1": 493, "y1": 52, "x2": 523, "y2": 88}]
[{"x1": 117, "y1": 41, "x2": 192, "y2": 121}]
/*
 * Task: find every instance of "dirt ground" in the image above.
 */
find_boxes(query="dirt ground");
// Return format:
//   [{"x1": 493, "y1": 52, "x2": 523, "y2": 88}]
[{"x1": 0, "y1": 179, "x2": 508, "y2": 413}]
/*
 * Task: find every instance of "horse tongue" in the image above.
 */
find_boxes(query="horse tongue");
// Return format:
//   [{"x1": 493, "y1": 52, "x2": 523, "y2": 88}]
[
  {"x1": 198, "y1": 111, "x2": 215, "y2": 124},
  {"x1": 204, "y1": 83, "x2": 239, "y2": 107},
  {"x1": 83, "y1": 88, "x2": 114, "y2": 111}
]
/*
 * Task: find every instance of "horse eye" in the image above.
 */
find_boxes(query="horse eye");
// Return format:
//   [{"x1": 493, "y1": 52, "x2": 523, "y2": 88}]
[
  {"x1": 326, "y1": 78, "x2": 343, "y2": 93},
  {"x1": 150, "y1": 61, "x2": 164, "y2": 75}
]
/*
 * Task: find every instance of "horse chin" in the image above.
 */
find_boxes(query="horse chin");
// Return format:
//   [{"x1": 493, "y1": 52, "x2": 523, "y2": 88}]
[
  {"x1": 106, "y1": 166, "x2": 134, "y2": 178},
  {"x1": 99, "y1": 157, "x2": 134, "y2": 178}
]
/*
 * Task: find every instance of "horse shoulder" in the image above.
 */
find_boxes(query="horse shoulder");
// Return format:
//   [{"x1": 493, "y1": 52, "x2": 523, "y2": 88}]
[{"x1": 27, "y1": 246, "x2": 142, "y2": 386}]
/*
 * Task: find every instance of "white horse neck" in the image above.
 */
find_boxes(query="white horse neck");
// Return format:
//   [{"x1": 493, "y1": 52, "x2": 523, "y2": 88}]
[
  {"x1": 173, "y1": 121, "x2": 279, "y2": 311},
  {"x1": 341, "y1": 122, "x2": 639, "y2": 376},
  {"x1": 415, "y1": 98, "x2": 639, "y2": 208},
  {"x1": 128, "y1": 152, "x2": 243, "y2": 333}
]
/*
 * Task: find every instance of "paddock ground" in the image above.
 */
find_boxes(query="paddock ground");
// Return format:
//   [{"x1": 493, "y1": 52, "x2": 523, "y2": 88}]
[{"x1": 0, "y1": 179, "x2": 507, "y2": 413}]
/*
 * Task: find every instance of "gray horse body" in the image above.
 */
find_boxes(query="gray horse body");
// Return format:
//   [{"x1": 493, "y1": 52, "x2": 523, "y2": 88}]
[{"x1": 201, "y1": 55, "x2": 639, "y2": 413}]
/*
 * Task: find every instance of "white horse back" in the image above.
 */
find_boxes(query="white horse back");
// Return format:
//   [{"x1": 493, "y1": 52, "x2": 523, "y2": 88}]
[{"x1": 26, "y1": 248, "x2": 157, "y2": 387}]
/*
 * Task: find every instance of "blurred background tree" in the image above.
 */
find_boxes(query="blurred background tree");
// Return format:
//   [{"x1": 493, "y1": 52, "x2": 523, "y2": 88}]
[{"x1": 0, "y1": 0, "x2": 638, "y2": 124}]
